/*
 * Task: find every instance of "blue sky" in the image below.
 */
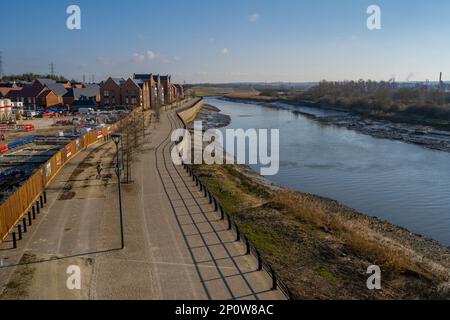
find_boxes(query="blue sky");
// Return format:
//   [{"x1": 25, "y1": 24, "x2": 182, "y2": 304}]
[{"x1": 1, "y1": 0, "x2": 450, "y2": 83}]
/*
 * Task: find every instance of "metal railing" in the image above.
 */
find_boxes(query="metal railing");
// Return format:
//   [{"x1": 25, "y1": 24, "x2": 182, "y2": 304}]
[
  {"x1": 180, "y1": 161, "x2": 297, "y2": 300},
  {"x1": 174, "y1": 109, "x2": 296, "y2": 300}
]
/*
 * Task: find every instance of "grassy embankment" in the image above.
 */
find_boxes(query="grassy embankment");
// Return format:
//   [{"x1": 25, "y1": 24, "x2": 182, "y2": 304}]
[{"x1": 191, "y1": 163, "x2": 450, "y2": 299}]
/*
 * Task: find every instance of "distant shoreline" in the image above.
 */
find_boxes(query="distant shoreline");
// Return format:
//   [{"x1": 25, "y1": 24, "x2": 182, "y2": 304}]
[{"x1": 216, "y1": 96, "x2": 450, "y2": 153}]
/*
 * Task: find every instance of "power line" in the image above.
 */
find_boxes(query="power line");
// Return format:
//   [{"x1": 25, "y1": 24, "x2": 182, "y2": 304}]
[{"x1": 49, "y1": 62, "x2": 55, "y2": 76}]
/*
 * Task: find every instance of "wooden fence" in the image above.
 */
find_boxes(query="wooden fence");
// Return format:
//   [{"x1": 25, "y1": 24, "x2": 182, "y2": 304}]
[
  {"x1": 0, "y1": 121, "x2": 121, "y2": 244},
  {"x1": 0, "y1": 100, "x2": 189, "y2": 244}
]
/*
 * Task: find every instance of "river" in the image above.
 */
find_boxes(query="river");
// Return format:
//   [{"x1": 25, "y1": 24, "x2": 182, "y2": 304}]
[{"x1": 204, "y1": 97, "x2": 450, "y2": 247}]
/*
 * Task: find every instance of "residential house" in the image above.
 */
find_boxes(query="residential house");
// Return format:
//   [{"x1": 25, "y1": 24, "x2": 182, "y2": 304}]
[
  {"x1": 160, "y1": 75, "x2": 172, "y2": 104},
  {"x1": 100, "y1": 77, "x2": 125, "y2": 106},
  {"x1": 174, "y1": 84, "x2": 184, "y2": 99},
  {"x1": 121, "y1": 78, "x2": 142, "y2": 107},
  {"x1": 45, "y1": 83, "x2": 69, "y2": 106},
  {"x1": 36, "y1": 89, "x2": 60, "y2": 108},
  {"x1": 64, "y1": 84, "x2": 100, "y2": 110},
  {"x1": 0, "y1": 82, "x2": 22, "y2": 98},
  {"x1": 133, "y1": 73, "x2": 159, "y2": 110},
  {"x1": 7, "y1": 86, "x2": 44, "y2": 110},
  {"x1": 153, "y1": 75, "x2": 164, "y2": 107}
]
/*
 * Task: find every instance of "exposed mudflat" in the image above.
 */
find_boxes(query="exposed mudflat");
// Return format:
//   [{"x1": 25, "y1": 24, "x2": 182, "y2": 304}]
[
  {"x1": 221, "y1": 96, "x2": 450, "y2": 153},
  {"x1": 187, "y1": 104, "x2": 231, "y2": 131},
  {"x1": 192, "y1": 102, "x2": 450, "y2": 299}
]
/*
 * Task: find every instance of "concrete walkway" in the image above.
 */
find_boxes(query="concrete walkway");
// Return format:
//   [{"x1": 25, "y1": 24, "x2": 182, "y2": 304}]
[{"x1": 0, "y1": 102, "x2": 285, "y2": 300}]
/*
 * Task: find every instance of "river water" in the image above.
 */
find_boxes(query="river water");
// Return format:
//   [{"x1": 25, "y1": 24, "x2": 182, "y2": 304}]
[{"x1": 204, "y1": 97, "x2": 450, "y2": 247}]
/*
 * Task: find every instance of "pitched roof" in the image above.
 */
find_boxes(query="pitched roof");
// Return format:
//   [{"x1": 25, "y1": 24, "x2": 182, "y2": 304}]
[
  {"x1": 66, "y1": 85, "x2": 100, "y2": 100},
  {"x1": 111, "y1": 78, "x2": 125, "y2": 86},
  {"x1": 36, "y1": 78, "x2": 57, "y2": 86},
  {"x1": 0, "y1": 87, "x2": 20, "y2": 97},
  {"x1": 45, "y1": 83, "x2": 68, "y2": 97},
  {"x1": 7, "y1": 86, "x2": 43, "y2": 98},
  {"x1": 37, "y1": 89, "x2": 54, "y2": 98}
]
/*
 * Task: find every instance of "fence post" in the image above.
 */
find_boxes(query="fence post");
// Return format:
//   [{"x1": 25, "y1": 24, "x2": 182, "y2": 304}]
[
  {"x1": 220, "y1": 206, "x2": 225, "y2": 220},
  {"x1": 22, "y1": 218, "x2": 27, "y2": 233},
  {"x1": 35, "y1": 201, "x2": 40, "y2": 214},
  {"x1": 31, "y1": 209, "x2": 35, "y2": 220},
  {"x1": 12, "y1": 232, "x2": 17, "y2": 249},
  {"x1": 257, "y1": 251, "x2": 262, "y2": 271},
  {"x1": 43, "y1": 191, "x2": 47, "y2": 204},
  {"x1": 28, "y1": 212, "x2": 32, "y2": 226},
  {"x1": 245, "y1": 236, "x2": 250, "y2": 255},
  {"x1": 18, "y1": 225, "x2": 22, "y2": 240},
  {"x1": 40, "y1": 195, "x2": 43, "y2": 208},
  {"x1": 227, "y1": 214, "x2": 232, "y2": 230},
  {"x1": 32, "y1": 205, "x2": 36, "y2": 216},
  {"x1": 208, "y1": 192, "x2": 212, "y2": 204},
  {"x1": 235, "y1": 224, "x2": 241, "y2": 242},
  {"x1": 213, "y1": 198, "x2": 218, "y2": 211},
  {"x1": 270, "y1": 266, "x2": 277, "y2": 290}
]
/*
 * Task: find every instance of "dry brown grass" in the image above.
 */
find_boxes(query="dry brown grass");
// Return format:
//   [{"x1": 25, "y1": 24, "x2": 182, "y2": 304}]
[
  {"x1": 268, "y1": 190, "x2": 435, "y2": 279},
  {"x1": 224, "y1": 90, "x2": 275, "y2": 101}
]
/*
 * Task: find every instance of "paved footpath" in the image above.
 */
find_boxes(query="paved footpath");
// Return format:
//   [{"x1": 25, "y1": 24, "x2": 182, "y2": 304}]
[{"x1": 0, "y1": 102, "x2": 285, "y2": 300}]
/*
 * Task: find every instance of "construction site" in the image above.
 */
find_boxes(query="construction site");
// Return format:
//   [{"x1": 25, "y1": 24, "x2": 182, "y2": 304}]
[{"x1": 0, "y1": 109, "x2": 131, "y2": 205}]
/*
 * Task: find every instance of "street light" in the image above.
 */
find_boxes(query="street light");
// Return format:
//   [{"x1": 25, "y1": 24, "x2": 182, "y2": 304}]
[{"x1": 111, "y1": 133, "x2": 125, "y2": 249}]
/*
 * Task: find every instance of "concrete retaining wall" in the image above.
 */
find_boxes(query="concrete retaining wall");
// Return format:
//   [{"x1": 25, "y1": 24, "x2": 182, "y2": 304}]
[{"x1": 177, "y1": 98, "x2": 204, "y2": 124}]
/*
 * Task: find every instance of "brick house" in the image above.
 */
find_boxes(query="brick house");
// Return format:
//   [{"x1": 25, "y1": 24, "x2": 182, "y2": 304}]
[
  {"x1": 133, "y1": 74, "x2": 162, "y2": 110},
  {"x1": 64, "y1": 84, "x2": 100, "y2": 108},
  {"x1": 45, "y1": 83, "x2": 68, "y2": 106},
  {"x1": 37, "y1": 89, "x2": 60, "y2": 108},
  {"x1": 174, "y1": 84, "x2": 184, "y2": 99},
  {"x1": 121, "y1": 78, "x2": 142, "y2": 107},
  {"x1": 100, "y1": 77, "x2": 124, "y2": 106},
  {"x1": 7, "y1": 86, "x2": 44, "y2": 110},
  {"x1": 160, "y1": 75, "x2": 172, "y2": 104}
]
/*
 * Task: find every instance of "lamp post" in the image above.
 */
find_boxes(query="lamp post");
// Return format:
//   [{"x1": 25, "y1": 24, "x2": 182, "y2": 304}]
[{"x1": 111, "y1": 133, "x2": 125, "y2": 249}]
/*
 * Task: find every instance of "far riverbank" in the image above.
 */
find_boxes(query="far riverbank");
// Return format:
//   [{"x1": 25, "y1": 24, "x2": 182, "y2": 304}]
[{"x1": 219, "y1": 96, "x2": 450, "y2": 153}]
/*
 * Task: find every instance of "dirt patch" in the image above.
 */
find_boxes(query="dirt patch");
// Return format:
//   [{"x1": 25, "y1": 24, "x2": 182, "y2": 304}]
[
  {"x1": 57, "y1": 142, "x2": 116, "y2": 201},
  {"x1": 59, "y1": 191, "x2": 76, "y2": 201},
  {"x1": 194, "y1": 163, "x2": 450, "y2": 299},
  {"x1": 0, "y1": 253, "x2": 37, "y2": 299}
]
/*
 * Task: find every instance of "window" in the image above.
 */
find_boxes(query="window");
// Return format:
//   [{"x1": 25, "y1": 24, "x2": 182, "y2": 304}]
[{"x1": 104, "y1": 90, "x2": 109, "y2": 98}]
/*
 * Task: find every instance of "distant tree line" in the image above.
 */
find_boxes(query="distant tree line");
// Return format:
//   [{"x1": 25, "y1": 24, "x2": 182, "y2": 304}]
[
  {"x1": 295, "y1": 80, "x2": 450, "y2": 122},
  {"x1": 1, "y1": 73, "x2": 70, "y2": 82}
]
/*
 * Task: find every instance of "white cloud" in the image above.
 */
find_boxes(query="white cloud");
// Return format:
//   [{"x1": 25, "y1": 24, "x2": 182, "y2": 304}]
[
  {"x1": 248, "y1": 13, "x2": 261, "y2": 23},
  {"x1": 221, "y1": 48, "x2": 229, "y2": 55},
  {"x1": 146, "y1": 51, "x2": 156, "y2": 61},
  {"x1": 96, "y1": 56, "x2": 111, "y2": 66},
  {"x1": 129, "y1": 50, "x2": 178, "y2": 64},
  {"x1": 131, "y1": 53, "x2": 145, "y2": 63}
]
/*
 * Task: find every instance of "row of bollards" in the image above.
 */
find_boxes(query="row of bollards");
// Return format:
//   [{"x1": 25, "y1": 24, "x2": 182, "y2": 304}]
[
  {"x1": 10, "y1": 190, "x2": 47, "y2": 249},
  {"x1": 182, "y1": 162, "x2": 296, "y2": 298}
]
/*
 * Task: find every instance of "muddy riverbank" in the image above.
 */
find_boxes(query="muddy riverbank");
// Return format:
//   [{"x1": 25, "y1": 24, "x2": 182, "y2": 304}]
[
  {"x1": 191, "y1": 102, "x2": 450, "y2": 299},
  {"x1": 220, "y1": 96, "x2": 450, "y2": 153}
]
